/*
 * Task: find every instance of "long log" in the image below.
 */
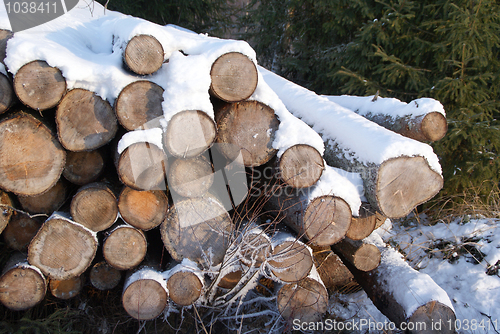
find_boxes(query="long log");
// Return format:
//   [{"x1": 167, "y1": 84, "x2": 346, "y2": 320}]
[
  {"x1": 49, "y1": 276, "x2": 83, "y2": 300},
  {"x1": 56, "y1": 88, "x2": 118, "y2": 152},
  {"x1": 123, "y1": 34, "x2": 164, "y2": 75},
  {"x1": 332, "y1": 237, "x2": 381, "y2": 272},
  {"x1": 103, "y1": 223, "x2": 148, "y2": 271},
  {"x1": 63, "y1": 149, "x2": 106, "y2": 185},
  {"x1": 0, "y1": 72, "x2": 15, "y2": 114},
  {"x1": 311, "y1": 246, "x2": 354, "y2": 294},
  {"x1": 0, "y1": 111, "x2": 66, "y2": 196},
  {"x1": 167, "y1": 153, "x2": 214, "y2": 198},
  {"x1": 0, "y1": 189, "x2": 13, "y2": 234},
  {"x1": 2, "y1": 211, "x2": 42, "y2": 251},
  {"x1": 17, "y1": 178, "x2": 69, "y2": 215},
  {"x1": 165, "y1": 260, "x2": 205, "y2": 306},
  {"x1": 276, "y1": 144, "x2": 324, "y2": 189},
  {"x1": 90, "y1": 261, "x2": 122, "y2": 291},
  {"x1": 118, "y1": 186, "x2": 168, "y2": 230}
]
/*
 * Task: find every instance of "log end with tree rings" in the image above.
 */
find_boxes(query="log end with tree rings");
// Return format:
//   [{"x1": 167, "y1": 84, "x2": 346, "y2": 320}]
[
  {"x1": 278, "y1": 144, "x2": 324, "y2": 189},
  {"x1": 303, "y1": 195, "x2": 351, "y2": 247},
  {"x1": 408, "y1": 301, "x2": 456, "y2": 334},
  {"x1": 90, "y1": 261, "x2": 122, "y2": 291},
  {"x1": 56, "y1": 88, "x2": 118, "y2": 152},
  {"x1": 268, "y1": 240, "x2": 313, "y2": 283},
  {"x1": 17, "y1": 178, "x2": 68, "y2": 215},
  {"x1": 167, "y1": 270, "x2": 203, "y2": 306},
  {"x1": 118, "y1": 186, "x2": 168, "y2": 230},
  {"x1": 49, "y1": 276, "x2": 83, "y2": 300},
  {"x1": 123, "y1": 34, "x2": 164, "y2": 75},
  {"x1": 0, "y1": 29, "x2": 13, "y2": 63},
  {"x1": 13, "y1": 60, "x2": 66, "y2": 111},
  {"x1": 421, "y1": 111, "x2": 448, "y2": 142},
  {"x1": 0, "y1": 112, "x2": 66, "y2": 196},
  {"x1": 332, "y1": 238, "x2": 381, "y2": 272},
  {"x1": 103, "y1": 225, "x2": 147, "y2": 271},
  {"x1": 115, "y1": 80, "x2": 164, "y2": 131},
  {"x1": 70, "y1": 183, "x2": 118, "y2": 232},
  {"x1": 376, "y1": 156, "x2": 443, "y2": 219},
  {"x1": 0, "y1": 189, "x2": 13, "y2": 234},
  {"x1": 63, "y1": 149, "x2": 105, "y2": 185},
  {"x1": 117, "y1": 142, "x2": 168, "y2": 191},
  {"x1": 168, "y1": 155, "x2": 214, "y2": 198},
  {"x1": 27, "y1": 215, "x2": 98, "y2": 281},
  {"x1": 217, "y1": 268, "x2": 243, "y2": 290},
  {"x1": 3, "y1": 212, "x2": 42, "y2": 251},
  {"x1": 0, "y1": 73, "x2": 15, "y2": 114},
  {"x1": 209, "y1": 52, "x2": 258, "y2": 102},
  {"x1": 163, "y1": 110, "x2": 216, "y2": 158},
  {"x1": 216, "y1": 100, "x2": 279, "y2": 167},
  {"x1": 346, "y1": 202, "x2": 377, "y2": 241},
  {"x1": 122, "y1": 277, "x2": 168, "y2": 320}
]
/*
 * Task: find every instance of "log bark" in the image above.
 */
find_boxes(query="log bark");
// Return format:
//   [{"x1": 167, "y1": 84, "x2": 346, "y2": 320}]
[
  {"x1": 103, "y1": 223, "x2": 148, "y2": 271},
  {"x1": 167, "y1": 154, "x2": 214, "y2": 198},
  {"x1": 63, "y1": 149, "x2": 106, "y2": 185},
  {"x1": 13, "y1": 60, "x2": 66, "y2": 111},
  {"x1": 332, "y1": 238, "x2": 381, "y2": 272},
  {"x1": 49, "y1": 275, "x2": 83, "y2": 299},
  {"x1": 17, "y1": 178, "x2": 69, "y2": 215},
  {"x1": 115, "y1": 80, "x2": 164, "y2": 130},
  {"x1": 3, "y1": 211, "x2": 42, "y2": 250},
  {"x1": 70, "y1": 182, "x2": 118, "y2": 232},
  {"x1": 160, "y1": 195, "x2": 233, "y2": 268},
  {"x1": 163, "y1": 109, "x2": 217, "y2": 158},
  {"x1": 28, "y1": 213, "x2": 98, "y2": 280},
  {"x1": 276, "y1": 144, "x2": 324, "y2": 189},
  {"x1": 0, "y1": 253, "x2": 47, "y2": 311},
  {"x1": 0, "y1": 29, "x2": 13, "y2": 63},
  {"x1": 90, "y1": 261, "x2": 122, "y2": 291},
  {"x1": 0, "y1": 189, "x2": 13, "y2": 234},
  {"x1": 216, "y1": 100, "x2": 280, "y2": 167},
  {"x1": 209, "y1": 52, "x2": 258, "y2": 102},
  {"x1": 56, "y1": 88, "x2": 118, "y2": 152},
  {"x1": 345, "y1": 202, "x2": 377, "y2": 241},
  {"x1": 0, "y1": 111, "x2": 66, "y2": 196},
  {"x1": 123, "y1": 34, "x2": 164, "y2": 75},
  {"x1": 118, "y1": 186, "x2": 168, "y2": 230},
  {"x1": 166, "y1": 261, "x2": 204, "y2": 306},
  {"x1": 0, "y1": 72, "x2": 15, "y2": 114},
  {"x1": 311, "y1": 246, "x2": 354, "y2": 294}
]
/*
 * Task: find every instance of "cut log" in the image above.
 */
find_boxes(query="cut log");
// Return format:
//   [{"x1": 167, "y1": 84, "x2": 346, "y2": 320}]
[
  {"x1": 0, "y1": 253, "x2": 47, "y2": 311},
  {"x1": 27, "y1": 213, "x2": 98, "y2": 280},
  {"x1": 122, "y1": 267, "x2": 168, "y2": 320},
  {"x1": 238, "y1": 225, "x2": 273, "y2": 267},
  {"x1": 217, "y1": 267, "x2": 243, "y2": 290},
  {"x1": 0, "y1": 72, "x2": 15, "y2": 114},
  {"x1": 90, "y1": 261, "x2": 122, "y2": 291},
  {"x1": 345, "y1": 202, "x2": 377, "y2": 241},
  {"x1": 0, "y1": 189, "x2": 13, "y2": 234},
  {"x1": 160, "y1": 195, "x2": 233, "y2": 268},
  {"x1": 163, "y1": 109, "x2": 217, "y2": 158},
  {"x1": 63, "y1": 149, "x2": 106, "y2": 185},
  {"x1": 115, "y1": 80, "x2": 164, "y2": 131},
  {"x1": 216, "y1": 100, "x2": 279, "y2": 167},
  {"x1": 103, "y1": 224, "x2": 147, "y2": 271},
  {"x1": 276, "y1": 144, "x2": 324, "y2": 189},
  {"x1": 374, "y1": 211, "x2": 387, "y2": 230},
  {"x1": 17, "y1": 178, "x2": 69, "y2": 215},
  {"x1": 0, "y1": 111, "x2": 66, "y2": 196},
  {"x1": 167, "y1": 154, "x2": 214, "y2": 198},
  {"x1": 123, "y1": 34, "x2": 164, "y2": 75},
  {"x1": 3, "y1": 211, "x2": 42, "y2": 250},
  {"x1": 49, "y1": 275, "x2": 83, "y2": 299},
  {"x1": 311, "y1": 246, "x2": 354, "y2": 293},
  {"x1": 209, "y1": 52, "x2": 258, "y2": 102},
  {"x1": 0, "y1": 29, "x2": 13, "y2": 63},
  {"x1": 70, "y1": 182, "x2": 118, "y2": 232},
  {"x1": 117, "y1": 142, "x2": 168, "y2": 190},
  {"x1": 118, "y1": 186, "x2": 168, "y2": 230},
  {"x1": 56, "y1": 88, "x2": 118, "y2": 152},
  {"x1": 166, "y1": 261, "x2": 204, "y2": 306},
  {"x1": 13, "y1": 60, "x2": 66, "y2": 111},
  {"x1": 332, "y1": 238, "x2": 381, "y2": 272}
]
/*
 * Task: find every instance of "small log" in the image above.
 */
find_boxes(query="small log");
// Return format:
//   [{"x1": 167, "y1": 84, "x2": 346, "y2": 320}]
[
  {"x1": 0, "y1": 72, "x2": 15, "y2": 114},
  {"x1": 123, "y1": 34, "x2": 164, "y2": 75},
  {"x1": 0, "y1": 189, "x2": 13, "y2": 234},
  {"x1": 90, "y1": 261, "x2": 122, "y2": 291},
  {"x1": 217, "y1": 266, "x2": 243, "y2": 290},
  {"x1": 311, "y1": 246, "x2": 354, "y2": 293},
  {"x1": 167, "y1": 154, "x2": 214, "y2": 198},
  {"x1": 345, "y1": 202, "x2": 377, "y2": 241},
  {"x1": 0, "y1": 29, "x2": 13, "y2": 63},
  {"x1": 276, "y1": 144, "x2": 324, "y2": 189},
  {"x1": 0, "y1": 111, "x2": 66, "y2": 196},
  {"x1": 118, "y1": 186, "x2": 168, "y2": 230},
  {"x1": 13, "y1": 60, "x2": 66, "y2": 111},
  {"x1": 209, "y1": 52, "x2": 258, "y2": 102},
  {"x1": 103, "y1": 223, "x2": 147, "y2": 271},
  {"x1": 56, "y1": 88, "x2": 118, "y2": 152},
  {"x1": 117, "y1": 142, "x2": 168, "y2": 190},
  {"x1": 2, "y1": 211, "x2": 42, "y2": 250},
  {"x1": 17, "y1": 178, "x2": 69, "y2": 215},
  {"x1": 49, "y1": 275, "x2": 83, "y2": 299},
  {"x1": 238, "y1": 225, "x2": 273, "y2": 267},
  {"x1": 115, "y1": 80, "x2": 164, "y2": 131},
  {"x1": 27, "y1": 213, "x2": 98, "y2": 280},
  {"x1": 163, "y1": 109, "x2": 217, "y2": 158},
  {"x1": 332, "y1": 238, "x2": 381, "y2": 272},
  {"x1": 63, "y1": 149, "x2": 106, "y2": 185},
  {"x1": 70, "y1": 182, "x2": 118, "y2": 232},
  {"x1": 0, "y1": 253, "x2": 47, "y2": 311},
  {"x1": 160, "y1": 195, "x2": 233, "y2": 268},
  {"x1": 374, "y1": 211, "x2": 387, "y2": 230},
  {"x1": 166, "y1": 261, "x2": 204, "y2": 306},
  {"x1": 122, "y1": 267, "x2": 168, "y2": 320}
]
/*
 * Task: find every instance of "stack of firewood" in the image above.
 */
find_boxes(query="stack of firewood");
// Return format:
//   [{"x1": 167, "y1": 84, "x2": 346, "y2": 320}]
[{"x1": 0, "y1": 8, "x2": 456, "y2": 332}]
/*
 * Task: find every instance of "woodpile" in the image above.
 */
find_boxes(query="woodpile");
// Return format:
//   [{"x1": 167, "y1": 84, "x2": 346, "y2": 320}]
[{"x1": 0, "y1": 6, "x2": 456, "y2": 332}]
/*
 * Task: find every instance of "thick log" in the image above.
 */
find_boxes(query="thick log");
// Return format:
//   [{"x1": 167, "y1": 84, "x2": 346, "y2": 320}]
[
  {"x1": 0, "y1": 111, "x2": 66, "y2": 196},
  {"x1": 90, "y1": 261, "x2": 122, "y2": 291},
  {"x1": 332, "y1": 238, "x2": 381, "y2": 272},
  {"x1": 276, "y1": 144, "x2": 324, "y2": 189},
  {"x1": 17, "y1": 178, "x2": 69, "y2": 215},
  {"x1": 160, "y1": 195, "x2": 233, "y2": 268},
  {"x1": 56, "y1": 88, "x2": 118, "y2": 152},
  {"x1": 27, "y1": 213, "x2": 98, "y2": 280},
  {"x1": 118, "y1": 186, "x2": 168, "y2": 230},
  {"x1": 122, "y1": 267, "x2": 168, "y2": 320},
  {"x1": 0, "y1": 189, "x2": 13, "y2": 234},
  {"x1": 123, "y1": 34, "x2": 164, "y2": 75},
  {"x1": 163, "y1": 109, "x2": 216, "y2": 158},
  {"x1": 311, "y1": 246, "x2": 354, "y2": 293},
  {"x1": 166, "y1": 261, "x2": 204, "y2": 306},
  {"x1": 3, "y1": 211, "x2": 42, "y2": 250},
  {"x1": 167, "y1": 154, "x2": 214, "y2": 198},
  {"x1": 63, "y1": 149, "x2": 106, "y2": 185},
  {"x1": 70, "y1": 182, "x2": 118, "y2": 232},
  {"x1": 0, "y1": 253, "x2": 47, "y2": 311},
  {"x1": 117, "y1": 142, "x2": 168, "y2": 190},
  {"x1": 0, "y1": 72, "x2": 15, "y2": 114},
  {"x1": 209, "y1": 52, "x2": 258, "y2": 102},
  {"x1": 115, "y1": 80, "x2": 164, "y2": 130},
  {"x1": 346, "y1": 202, "x2": 377, "y2": 241},
  {"x1": 103, "y1": 224, "x2": 147, "y2": 271},
  {"x1": 49, "y1": 276, "x2": 83, "y2": 299},
  {"x1": 13, "y1": 60, "x2": 66, "y2": 111},
  {"x1": 0, "y1": 29, "x2": 13, "y2": 63}
]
